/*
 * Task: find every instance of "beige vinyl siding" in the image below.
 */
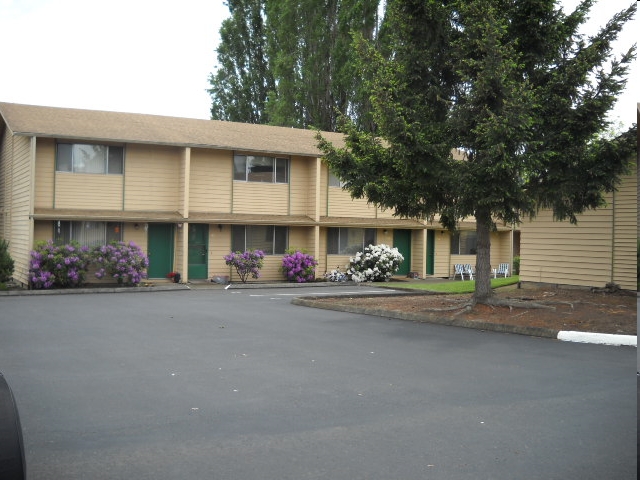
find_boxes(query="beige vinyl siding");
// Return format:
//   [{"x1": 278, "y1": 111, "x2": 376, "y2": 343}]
[
  {"x1": 520, "y1": 206, "x2": 615, "y2": 288},
  {"x1": 189, "y1": 148, "x2": 232, "y2": 213},
  {"x1": 33, "y1": 220, "x2": 53, "y2": 243},
  {"x1": 377, "y1": 229, "x2": 393, "y2": 247},
  {"x1": 289, "y1": 156, "x2": 311, "y2": 216},
  {"x1": 0, "y1": 126, "x2": 10, "y2": 238},
  {"x1": 611, "y1": 172, "x2": 637, "y2": 289},
  {"x1": 376, "y1": 208, "x2": 397, "y2": 219},
  {"x1": 520, "y1": 170, "x2": 637, "y2": 290},
  {"x1": 317, "y1": 227, "x2": 328, "y2": 275},
  {"x1": 489, "y1": 231, "x2": 512, "y2": 271},
  {"x1": 125, "y1": 144, "x2": 181, "y2": 211},
  {"x1": 411, "y1": 229, "x2": 425, "y2": 274},
  {"x1": 123, "y1": 223, "x2": 148, "y2": 251},
  {"x1": 210, "y1": 224, "x2": 232, "y2": 279},
  {"x1": 54, "y1": 173, "x2": 124, "y2": 209},
  {"x1": 7, "y1": 135, "x2": 33, "y2": 284},
  {"x1": 232, "y1": 182, "x2": 289, "y2": 215},
  {"x1": 327, "y1": 187, "x2": 376, "y2": 217},
  {"x1": 326, "y1": 255, "x2": 352, "y2": 274},
  {"x1": 34, "y1": 138, "x2": 55, "y2": 208},
  {"x1": 319, "y1": 167, "x2": 329, "y2": 216},
  {"x1": 226, "y1": 255, "x2": 284, "y2": 283},
  {"x1": 434, "y1": 230, "x2": 452, "y2": 277},
  {"x1": 288, "y1": 226, "x2": 314, "y2": 252}
]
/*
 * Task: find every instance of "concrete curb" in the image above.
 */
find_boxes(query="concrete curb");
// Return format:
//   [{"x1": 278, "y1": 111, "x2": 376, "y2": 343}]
[
  {"x1": 0, "y1": 284, "x2": 191, "y2": 296},
  {"x1": 291, "y1": 296, "x2": 637, "y2": 347},
  {"x1": 557, "y1": 331, "x2": 637, "y2": 347}
]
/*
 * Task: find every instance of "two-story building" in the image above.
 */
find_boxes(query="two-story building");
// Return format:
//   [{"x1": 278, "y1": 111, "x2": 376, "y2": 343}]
[{"x1": 0, "y1": 102, "x2": 513, "y2": 286}]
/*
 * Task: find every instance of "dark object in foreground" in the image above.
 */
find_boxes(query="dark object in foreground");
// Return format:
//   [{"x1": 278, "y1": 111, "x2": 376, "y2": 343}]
[{"x1": 0, "y1": 372, "x2": 26, "y2": 479}]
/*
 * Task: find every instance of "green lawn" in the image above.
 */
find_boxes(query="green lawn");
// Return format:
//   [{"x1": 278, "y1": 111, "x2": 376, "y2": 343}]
[{"x1": 391, "y1": 275, "x2": 520, "y2": 294}]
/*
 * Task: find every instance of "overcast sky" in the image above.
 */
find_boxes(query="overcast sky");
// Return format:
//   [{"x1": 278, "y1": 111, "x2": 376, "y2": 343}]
[{"x1": 0, "y1": 0, "x2": 636, "y2": 127}]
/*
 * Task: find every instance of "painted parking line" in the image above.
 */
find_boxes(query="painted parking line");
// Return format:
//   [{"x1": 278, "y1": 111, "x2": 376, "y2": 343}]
[
  {"x1": 273, "y1": 290, "x2": 395, "y2": 296},
  {"x1": 248, "y1": 290, "x2": 394, "y2": 297}
]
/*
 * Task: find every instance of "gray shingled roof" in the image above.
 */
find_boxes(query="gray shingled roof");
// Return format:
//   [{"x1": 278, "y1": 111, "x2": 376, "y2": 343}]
[{"x1": 0, "y1": 102, "x2": 345, "y2": 157}]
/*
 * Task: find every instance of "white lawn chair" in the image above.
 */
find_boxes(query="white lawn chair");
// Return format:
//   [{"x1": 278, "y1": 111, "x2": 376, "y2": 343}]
[
  {"x1": 453, "y1": 264, "x2": 466, "y2": 280},
  {"x1": 493, "y1": 263, "x2": 510, "y2": 278},
  {"x1": 463, "y1": 264, "x2": 474, "y2": 280}
]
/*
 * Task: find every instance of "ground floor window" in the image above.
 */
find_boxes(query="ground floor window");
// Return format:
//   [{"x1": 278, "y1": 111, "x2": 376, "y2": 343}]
[
  {"x1": 54, "y1": 221, "x2": 123, "y2": 247},
  {"x1": 450, "y1": 231, "x2": 477, "y2": 255},
  {"x1": 327, "y1": 227, "x2": 376, "y2": 255},
  {"x1": 231, "y1": 225, "x2": 288, "y2": 255}
]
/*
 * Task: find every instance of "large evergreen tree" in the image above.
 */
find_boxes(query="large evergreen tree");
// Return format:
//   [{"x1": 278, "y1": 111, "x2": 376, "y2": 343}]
[
  {"x1": 318, "y1": 0, "x2": 637, "y2": 302},
  {"x1": 209, "y1": 0, "x2": 382, "y2": 131}
]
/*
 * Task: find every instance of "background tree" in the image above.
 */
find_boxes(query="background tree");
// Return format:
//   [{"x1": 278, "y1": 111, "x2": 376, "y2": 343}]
[
  {"x1": 209, "y1": 0, "x2": 382, "y2": 131},
  {"x1": 208, "y1": 0, "x2": 274, "y2": 123},
  {"x1": 318, "y1": 0, "x2": 637, "y2": 303}
]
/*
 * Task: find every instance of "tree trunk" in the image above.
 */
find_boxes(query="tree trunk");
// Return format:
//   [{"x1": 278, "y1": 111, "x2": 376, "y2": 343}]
[{"x1": 474, "y1": 209, "x2": 493, "y2": 303}]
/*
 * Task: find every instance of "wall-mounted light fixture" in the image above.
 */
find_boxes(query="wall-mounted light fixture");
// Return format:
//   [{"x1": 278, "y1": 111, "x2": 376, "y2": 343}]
[
  {"x1": 218, "y1": 224, "x2": 223, "y2": 232},
  {"x1": 383, "y1": 229, "x2": 388, "y2": 234},
  {"x1": 177, "y1": 223, "x2": 183, "y2": 229},
  {"x1": 134, "y1": 223, "x2": 140, "y2": 230},
  {"x1": 144, "y1": 223, "x2": 149, "y2": 232}
]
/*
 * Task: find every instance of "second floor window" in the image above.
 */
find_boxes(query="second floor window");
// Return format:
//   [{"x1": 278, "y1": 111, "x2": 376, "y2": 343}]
[
  {"x1": 231, "y1": 225, "x2": 288, "y2": 255},
  {"x1": 328, "y1": 171, "x2": 346, "y2": 188},
  {"x1": 56, "y1": 143, "x2": 124, "y2": 174},
  {"x1": 234, "y1": 154, "x2": 289, "y2": 183}
]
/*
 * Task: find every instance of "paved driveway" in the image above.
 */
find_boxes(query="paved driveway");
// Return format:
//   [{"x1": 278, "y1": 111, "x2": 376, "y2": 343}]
[{"x1": 0, "y1": 287, "x2": 636, "y2": 479}]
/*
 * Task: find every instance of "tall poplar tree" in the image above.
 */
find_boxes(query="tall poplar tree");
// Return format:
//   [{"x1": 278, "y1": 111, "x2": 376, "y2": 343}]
[
  {"x1": 209, "y1": 0, "x2": 382, "y2": 131},
  {"x1": 208, "y1": 0, "x2": 274, "y2": 123},
  {"x1": 318, "y1": 0, "x2": 637, "y2": 302}
]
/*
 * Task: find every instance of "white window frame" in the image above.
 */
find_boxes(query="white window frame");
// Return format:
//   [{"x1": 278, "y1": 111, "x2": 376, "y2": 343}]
[
  {"x1": 54, "y1": 221, "x2": 123, "y2": 247},
  {"x1": 450, "y1": 231, "x2": 478, "y2": 255},
  {"x1": 233, "y1": 154, "x2": 289, "y2": 183},
  {"x1": 231, "y1": 225, "x2": 289, "y2": 255},
  {"x1": 56, "y1": 143, "x2": 124, "y2": 174},
  {"x1": 327, "y1": 227, "x2": 377, "y2": 255}
]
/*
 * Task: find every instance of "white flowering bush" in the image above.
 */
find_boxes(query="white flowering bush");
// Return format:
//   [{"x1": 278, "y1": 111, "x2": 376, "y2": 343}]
[{"x1": 348, "y1": 244, "x2": 404, "y2": 282}]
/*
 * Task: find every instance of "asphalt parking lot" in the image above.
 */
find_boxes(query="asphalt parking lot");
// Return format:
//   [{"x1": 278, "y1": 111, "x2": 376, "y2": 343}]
[{"x1": 0, "y1": 286, "x2": 636, "y2": 479}]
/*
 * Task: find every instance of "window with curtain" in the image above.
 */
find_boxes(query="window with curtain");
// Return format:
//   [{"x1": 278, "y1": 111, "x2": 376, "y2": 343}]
[
  {"x1": 231, "y1": 225, "x2": 288, "y2": 255},
  {"x1": 54, "y1": 221, "x2": 123, "y2": 246},
  {"x1": 450, "y1": 231, "x2": 478, "y2": 255},
  {"x1": 327, "y1": 228, "x2": 376, "y2": 255},
  {"x1": 56, "y1": 144, "x2": 124, "y2": 174},
  {"x1": 233, "y1": 154, "x2": 289, "y2": 183}
]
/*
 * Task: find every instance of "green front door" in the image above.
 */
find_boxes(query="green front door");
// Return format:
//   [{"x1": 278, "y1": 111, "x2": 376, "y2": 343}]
[
  {"x1": 393, "y1": 229, "x2": 411, "y2": 276},
  {"x1": 147, "y1": 223, "x2": 174, "y2": 279},
  {"x1": 188, "y1": 224, "x2": 208, "y2": 279},
  {"x1": 427, "y1": 230, "x2": 435, "y2": 275}
]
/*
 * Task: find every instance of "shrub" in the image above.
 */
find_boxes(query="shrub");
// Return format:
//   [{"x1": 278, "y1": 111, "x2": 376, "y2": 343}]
[
  {"x1": 348, "y1": 244, "x2": 404, "y2": 282},
  {"x1": 325, "y1": 267, "x2": 348, "y2": 282},
  {"x1": 281, "y1": 249, "x2": 318, "y2": 283},
  {"x1": 513, "y1": 256, "x2": 520, "y2": 275},
  {"x1": 93, "y1": 241, "x2": 149, "y2": 286},
  {"x1": 29, "y1": 240, "x2": 91, "y2": 289},
  {"x1": 224, "y1": 250, "x2": 265, "y2": 283},
  {"x1": 0, "y1": 239, "x2": 14, "y2": 283}
]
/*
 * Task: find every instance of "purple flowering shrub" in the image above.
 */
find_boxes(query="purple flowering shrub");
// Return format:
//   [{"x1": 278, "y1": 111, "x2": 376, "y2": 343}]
[
  {"x1": 93, "y1": 241, "x2": 149, "y2": 286},
  {"x1": 29, "y1": 240, "x2": 91, "y2": 288},
  {"x1": 224, "y1": 250, "x2": 265, "y2": 283},
  {"x1": 281, "y1": 249, "x2": 318, "y2": 283}
]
